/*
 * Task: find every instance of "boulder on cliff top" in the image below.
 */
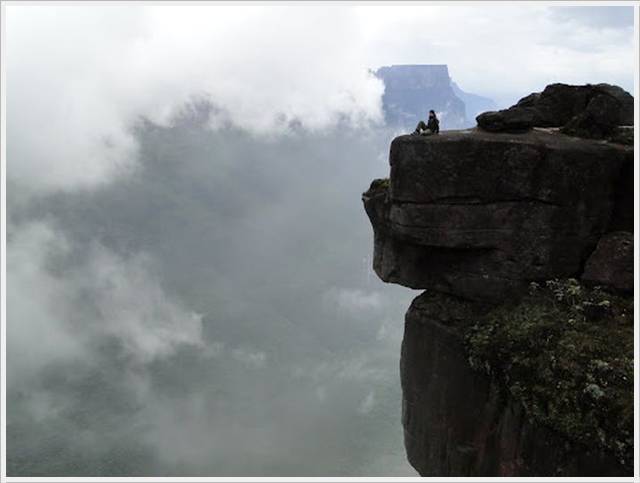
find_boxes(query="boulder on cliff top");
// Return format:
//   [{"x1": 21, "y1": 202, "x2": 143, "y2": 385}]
[{"x1": 476, "y1": 83, "x2": 633, "y2": 139}]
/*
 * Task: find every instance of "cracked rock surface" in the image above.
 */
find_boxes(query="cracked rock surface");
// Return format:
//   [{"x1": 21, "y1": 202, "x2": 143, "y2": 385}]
[{"x1": 363, "y1": 128, "x2": 632, "y2": 301}]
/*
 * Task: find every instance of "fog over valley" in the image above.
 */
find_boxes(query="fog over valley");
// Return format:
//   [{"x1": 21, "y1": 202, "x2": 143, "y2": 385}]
[
  {"x1": 5, "y1": 4, "x2": 635, "y2": 476},
  {"x1": 9, "y1": 106, "x2": 426, "y2": 474}
]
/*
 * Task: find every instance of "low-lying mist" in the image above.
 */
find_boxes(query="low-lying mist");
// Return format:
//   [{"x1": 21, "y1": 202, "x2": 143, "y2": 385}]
[{"x1": 7, "y1": 103, "x2": 418, "y2": 476}]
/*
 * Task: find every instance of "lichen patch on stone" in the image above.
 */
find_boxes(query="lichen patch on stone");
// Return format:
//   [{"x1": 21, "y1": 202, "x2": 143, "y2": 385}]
[{"x1": 465, "y1": 279, "x2": 633, "y2": 470}]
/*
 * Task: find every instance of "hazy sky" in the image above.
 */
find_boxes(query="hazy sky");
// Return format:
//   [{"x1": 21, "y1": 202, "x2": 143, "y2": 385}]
[
  {"x1": 5, "y1": 4, "x2": 636, "y2": 192},
  {"x1": 4, "y1": 3, "x2": 637, "y2": 477}
]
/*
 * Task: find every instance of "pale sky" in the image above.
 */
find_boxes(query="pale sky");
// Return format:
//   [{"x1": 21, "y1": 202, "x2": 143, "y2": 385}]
[{"x1": 5, "y1": 3, "x2": 636, "y2": 192}]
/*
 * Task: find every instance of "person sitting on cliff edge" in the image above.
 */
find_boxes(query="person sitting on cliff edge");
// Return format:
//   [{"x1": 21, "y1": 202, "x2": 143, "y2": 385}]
[{"x1": 412, "y1": 110, "x2": 440, "y2": 135}]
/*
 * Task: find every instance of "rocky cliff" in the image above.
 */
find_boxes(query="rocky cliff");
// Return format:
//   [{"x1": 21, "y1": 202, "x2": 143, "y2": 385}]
[{"x1": 363, "y1": 83, "x2": 634, "y2": 476}]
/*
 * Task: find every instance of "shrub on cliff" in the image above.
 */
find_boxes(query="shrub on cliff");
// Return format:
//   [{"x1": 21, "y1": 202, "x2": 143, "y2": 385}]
[{"x1": 465, "y1": 278, "x2": 633, "y2": 469}]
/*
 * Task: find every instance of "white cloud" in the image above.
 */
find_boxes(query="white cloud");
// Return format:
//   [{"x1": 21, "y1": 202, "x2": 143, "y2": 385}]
[
  {"x1": 357, "y1": 390, "x2": 376, "y2": 415},
  {"x1": 7, "y1": 222, "x2": 88, "y2": 379},
  {"x1": 356, "y1": 5, "x2": 634, "y2": 106},
  {"x1": 231, "y1": 347, "x2": 267, "y2": 368},
  {"x1": 323, "y1": 288, "x2": 382, "y2": 315},
  {"x1": 6, "y1": 5, "x2": 634, "y2": 193},
  {"x1": 336, "y1": 356, "x2": 388, "y2": 383},
  {"x1": 316, "y1": 385, "x2": 327, "y2": 403},
  {"x1": 78, "y1": 244, "x2": 205, "y2": 364},
  {"x1": 7, "y1": 221, "x2": 204, "y2": 382},
  {"x1": 6, "y1": 5, "x2": 384, "y2": 192}
]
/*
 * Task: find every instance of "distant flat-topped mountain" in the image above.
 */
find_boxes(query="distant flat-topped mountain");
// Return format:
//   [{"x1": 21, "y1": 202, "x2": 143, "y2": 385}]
[
  {"x1": 451, "y1": 80, "x2": 497, "y2": 121},
  {"x1": 374, "y1": 64, "x2": 494, "y2": 130}
]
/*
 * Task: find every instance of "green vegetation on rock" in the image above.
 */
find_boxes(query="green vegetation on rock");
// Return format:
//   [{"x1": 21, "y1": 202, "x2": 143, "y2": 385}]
[
  {"x1": 367, "y1": 178, "x2": 389, "y2": 193},
  {"x1": 465, "y1": 279, "x2": 633, "y2": 468}
]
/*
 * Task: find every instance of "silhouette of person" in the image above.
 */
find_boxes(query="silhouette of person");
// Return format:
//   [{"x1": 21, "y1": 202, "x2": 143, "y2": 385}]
[{"x1": 412, "y1": 110, "x2": 440, "y2": 135}]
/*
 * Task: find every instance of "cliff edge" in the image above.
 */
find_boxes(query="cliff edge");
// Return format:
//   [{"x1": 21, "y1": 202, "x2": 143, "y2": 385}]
[{"x1": 363, "y1": 83, "x2": 634, "y2": 476}]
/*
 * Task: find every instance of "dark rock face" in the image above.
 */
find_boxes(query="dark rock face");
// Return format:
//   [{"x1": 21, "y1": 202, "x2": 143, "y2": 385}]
[
  {"x1": 402, "y1": 292, "x2": 629, "y2": 476},
  {"x1": 582, "y1": 231, "x2": 633, "y2": 293},
  {"x1": 362, "y1": 83, "x2": 634, "y2": 476},
  {"x1": 476, "y1": 83, "x2": 634, "y2": 139},
  {"x1": 375, "y1": 65, "x2": 468, "y2": 129},
  {"x1": 363, "y1": 129, "x2": 632, "y2": 301}
]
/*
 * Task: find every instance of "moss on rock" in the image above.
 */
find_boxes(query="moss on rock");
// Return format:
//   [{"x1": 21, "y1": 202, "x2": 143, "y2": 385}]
[
  {"x1": 367, "y1": 178, "x2": 389, "y2": 194},
  {"x1": 465, "y1": 278, "x2": 633, "y2": 469}
]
